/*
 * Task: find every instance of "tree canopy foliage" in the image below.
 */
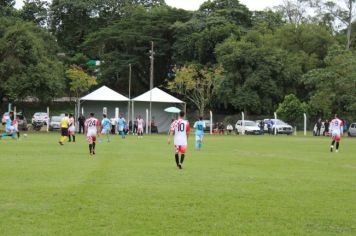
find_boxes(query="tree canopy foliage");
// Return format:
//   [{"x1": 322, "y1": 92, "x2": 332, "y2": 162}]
[{"x1": 1, "y1": 0, "x2": 356, "y2": 119}]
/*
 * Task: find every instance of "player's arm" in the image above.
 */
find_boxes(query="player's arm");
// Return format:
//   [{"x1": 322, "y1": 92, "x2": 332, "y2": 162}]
[
  {"x1": 186, "y1": 122, "x2": 191, "y2": 140},
  {"x1": 97, "y1": 120, "x2": 101, "y2": 136},
  {"x1": 168, "y1": 123, "x2": 174, "y2": 144}
]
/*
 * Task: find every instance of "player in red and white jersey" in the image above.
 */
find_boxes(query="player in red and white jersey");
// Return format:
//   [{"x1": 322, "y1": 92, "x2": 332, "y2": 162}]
[
  {"x1": 168, "y1": 111, "x2": 190, "y2": 169},
  {"x1": 330, "y1": 114, "x2": 343, "y2": 153},
  {"x1": 85, "y1": 113, "x2": 101, "y2": 155},
  {"x1": 137, "y1": 116, "x2": 144, "y2": 138}
]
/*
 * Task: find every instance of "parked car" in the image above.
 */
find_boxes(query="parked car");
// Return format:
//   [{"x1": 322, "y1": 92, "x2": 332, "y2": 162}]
[
  {"x1": 32, "y1": 112, "x2": 49, "y2": 125},
  {"x1": 49, "y1": 116, "x2": 63, "y2": 131},
  {"x1": 263, "y1": 119, "x2": 293, "y2": 135},
  {"x1": 348, "y1": 123, "x2": 356, "y2": 137},
  {"x1": 235, "y1": 120, "x2": 261, "y2": 135}
]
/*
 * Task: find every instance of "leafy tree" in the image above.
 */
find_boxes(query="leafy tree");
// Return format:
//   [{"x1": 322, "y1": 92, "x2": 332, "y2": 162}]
[
  {"x1": 172, "y1": 0, "x2": 251, "y2": 65},
  {"x1": 20, "y1": 0, "x2": 48, "y2": 27},
  {"x1": 216, "y1": 36, "x2": 291, "y2": 114},
  {"x1": 49, "y1": 0, "x2": 166, "y2": 54},
  {"x1": 66, "y1": 65, "x2": 97, "y2": 99},
  {"x1": 311, "y1": 0, "x2": 356, "y2": 49},
  {"x1": 0, "y1": 0, "x2": 16, "y2": 17},
  {"x1": 0, "y1": 21, "x2": 65, "y2": 102},
  {"x1": 83, "y1": 5, "x2": 191, "y2": 95},
  {"x1": 276, "y1": 94, "x2": 307, "y2": 125},
  {"x1": 251, "y1": 10, "x2": 285, "y2": 34},
  {"x1": 275, "y1": 0, "x2": 311, "y2": 26},
  {"x1": 166, "y1": 64, "x2": 224, "y2": 116},
  {"x1": 303, "y1": 45, "x2": 356, "y2": 119}
]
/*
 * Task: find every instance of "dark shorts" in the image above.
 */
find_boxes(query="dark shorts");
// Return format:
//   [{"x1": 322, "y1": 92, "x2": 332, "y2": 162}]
[{"x1": 61, "y1": 128, "x2": 68, "y2": 136}]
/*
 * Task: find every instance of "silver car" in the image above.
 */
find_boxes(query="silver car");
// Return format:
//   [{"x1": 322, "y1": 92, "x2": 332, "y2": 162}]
[
  {"x1": 235, "y1": 120, "x2": 261, "y2": 135},
  {"x1": 348, "y1": 123, "x2": 356, "y2": 137},
  {"x1": 49, "y1": 116, "x2": 62, "y2": 131}
]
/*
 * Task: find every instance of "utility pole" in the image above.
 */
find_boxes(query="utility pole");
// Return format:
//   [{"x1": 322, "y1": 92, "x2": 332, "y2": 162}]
[
  {"x1": 128, "y1": 64, "x2": 132, "y2": 133},
  {"x1": 149, "y1": 41, "x2": 154, "y2": 134}
]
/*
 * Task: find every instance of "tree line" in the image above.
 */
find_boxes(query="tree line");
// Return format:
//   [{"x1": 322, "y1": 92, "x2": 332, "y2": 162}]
[{"x1": 1, "y1": 0, "x2": 356, "y2": 122}]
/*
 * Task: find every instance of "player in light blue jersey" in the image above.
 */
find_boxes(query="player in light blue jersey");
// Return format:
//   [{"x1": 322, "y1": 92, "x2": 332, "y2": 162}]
[
  {"x1": 1, "y1": 112, "x2": 16, "y2": 140},
  {"x1": 117, "y1": 115, "x2": 126, "y2": 139},
  {"x1": 101, "y1": 114, "x2": 111, "y2": 142},
  {"x1": 193, "y1": 117, "x2": 206, "y2": 150}
]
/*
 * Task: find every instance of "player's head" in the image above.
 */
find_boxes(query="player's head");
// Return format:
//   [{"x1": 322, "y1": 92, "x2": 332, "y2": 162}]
[
  {"x1": 90, "y1": 112, "x2": 94, "y2": 117},
  {"x1": 103, "y1": 114, "x2": 107, "y2": 118},
  {"x1": 199, "y1": 116, "x2": 203, "y2": 121},
  {"x1": 69, "y1": 114, "x2": 73, "y2": 118},
  {"x1": 9, "y1": 112, "x2": 14, "y2": 120},
  {"x1": 65, "y1": 113, "x2": 68, "y2": 117},
  {"x1": 179, "y1": 111, "x2": 185, "y2": 119}
]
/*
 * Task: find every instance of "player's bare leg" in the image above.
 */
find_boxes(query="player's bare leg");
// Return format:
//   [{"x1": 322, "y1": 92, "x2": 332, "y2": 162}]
[
  {"x1": 180, "y1": 154, "x2": 185, "y2": 168},
  {"x1": 336, "y1": 142, "x2": 340, "y2": 153},
  {"x1": 330, "y1": 140, "x2": 335, "y2": 152},
  {"x1": 89, "y1": 143, "x2": 93, "y2": 155},
  {"x1": 175, "y1": 153, "x2": 181, "y2": 169}
]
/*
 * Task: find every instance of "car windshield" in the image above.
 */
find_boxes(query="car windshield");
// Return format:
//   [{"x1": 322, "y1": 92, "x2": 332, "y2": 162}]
[
  {"x1": 244, "y1": 121, "x2": 256, "y2": 126},
  {"x1": 51, "y1": 116, "x2": 62, "y2": 122},
  {"x1": 274, "y1": 120, "x2": 287, "y2": 125}
]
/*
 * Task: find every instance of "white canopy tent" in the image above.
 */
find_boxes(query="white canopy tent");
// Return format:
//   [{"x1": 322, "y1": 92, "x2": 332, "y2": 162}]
[
  {"x1": 78, "y1": 86, "x2": 130, "y2": 120},
  {"x1": 132, "y1": 88, "x2": 185, "y2": 133}
]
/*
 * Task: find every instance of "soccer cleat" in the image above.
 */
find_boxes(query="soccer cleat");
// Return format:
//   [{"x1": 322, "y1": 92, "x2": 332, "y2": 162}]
[
  {"x1": 59, "y1": 141, "x2": 63, "y2": 146},
  {"x1": 93, "y1": 151, "x2": 96, "y2": 155},
  {"x1": 330, "y1": 146, "x2": 333, "y2": 152},
  {"x1": 336, "y1": 150, "x2": 339, "y2": 153}
]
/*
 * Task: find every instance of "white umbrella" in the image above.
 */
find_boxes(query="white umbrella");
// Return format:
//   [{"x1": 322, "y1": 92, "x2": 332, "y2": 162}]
[{"x1": 164, "y1": 107, "x2": 181, "y2": 113}]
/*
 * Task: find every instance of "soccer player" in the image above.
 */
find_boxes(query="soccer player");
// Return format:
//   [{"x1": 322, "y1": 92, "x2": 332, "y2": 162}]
[
  {"x1": 59, "y1": 113, "x2": 69, "y2": 145},
  {"x1": 1, "y1": 112, "x2": 16, "y2": 140},
  {"x1": 330, "y1": 115, "x2": 343, "y2": 153},
  {"x1": 68, "y1": 114, "x2": 76, "y2": 142},
  {"x1": 101, "y1": 114, "x2": 111, "y2": 142},
  {"x1": 117, "y1": 114, "x2": 126, "y2": 139},
  {"x1": 85, "y1": 113, "x2": 100, "y2": 155},
  {"x1": 193, "y1": 117, "x2": 206, "y2": 150},
  {"x1": 168, "y1": 111, "x2": 190, "y2": 169},
  {"x1": 137, "y1": 115, "x2": 144, "y2": 138}
]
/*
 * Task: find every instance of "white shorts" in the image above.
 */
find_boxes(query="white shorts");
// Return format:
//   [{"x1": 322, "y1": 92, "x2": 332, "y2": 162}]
[
  {"x1": 68, "y1": 126, "x2": 75, "y2": 133},
  {"x1": 101, "y1": 128, "x2": 110, "y2": 134},
  {"x1": 87, "y1": 130, "x2": 97, "y2": 137},
  {"x1": 195, "y1": 134, "x2": 204, "y2": 141}
]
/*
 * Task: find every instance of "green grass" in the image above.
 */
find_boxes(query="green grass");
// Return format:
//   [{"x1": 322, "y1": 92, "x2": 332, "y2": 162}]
[{"x1": 1, "y1": 133, "x2": 356, "y2": 235}]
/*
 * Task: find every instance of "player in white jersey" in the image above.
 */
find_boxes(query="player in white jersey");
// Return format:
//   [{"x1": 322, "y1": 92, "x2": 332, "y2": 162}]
[
  {"x1": 168, "y1": 111, "x2": 190, "y2": 169},
  {"x1": 68, "y1": 114, "x2": 76, "y2": 143},
  {"x1": 137, "y1": 116, "x2": 144, "y2": 138},
  {"x1": 330, "y1": 115, "x2": 343, "y2": 153},
  {"x1": 85, "y1": 113, "x2": 101, "y2": 155}
]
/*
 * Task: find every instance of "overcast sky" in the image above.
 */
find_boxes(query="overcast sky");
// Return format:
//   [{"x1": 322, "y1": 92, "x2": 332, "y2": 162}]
[{"x1": 15, "y1": 0, "x2": 283, "y2": 11}]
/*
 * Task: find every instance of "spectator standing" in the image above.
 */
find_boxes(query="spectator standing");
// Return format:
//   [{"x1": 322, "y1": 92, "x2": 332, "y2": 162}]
[
  {"x1": 316, "y1": 118, "x2": 322, "y2": 136},
  {"x1": 267, "y1": 119, "x2": 273, "y2": 135},
  {"x1": 324, "y1": 120, "x2": 329, "y2": 136},
  {"x1": 226, "y1": 124, "x2": 233, "y2": 135},
  {"x1": 259, "y1": 121, "x2": 264, "y2": 135},
  {"x1": 78, "y1": 114, "x2": 85, "y2": 134}
]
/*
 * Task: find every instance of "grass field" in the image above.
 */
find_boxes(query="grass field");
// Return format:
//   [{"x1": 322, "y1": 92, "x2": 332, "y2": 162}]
[{"x1": 0, "y1": 133, "x2": 356, "y2": 235}]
